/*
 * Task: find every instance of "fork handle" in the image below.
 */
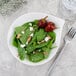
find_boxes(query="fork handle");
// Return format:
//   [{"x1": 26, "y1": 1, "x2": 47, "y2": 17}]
[{"x1": 47, "y1": 43, "x2": 68, "y2": 76}]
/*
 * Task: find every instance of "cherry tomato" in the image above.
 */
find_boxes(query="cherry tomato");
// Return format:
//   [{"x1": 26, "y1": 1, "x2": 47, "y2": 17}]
[
  {"x1": 45, "y1": 22, "x2": 56, "y2": 32},
  {"x1": 38, "y1": 16, "x2": 48, "y2": 28},
  {"x1": 38, "y1": 19, "x2": 47, "y2": 28}
]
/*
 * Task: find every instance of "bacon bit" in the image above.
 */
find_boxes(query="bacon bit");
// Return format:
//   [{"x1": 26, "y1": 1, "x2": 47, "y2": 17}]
[
  {"x1": 27, "y1": 36, "x2": 32, "y2": 43},
  {"x1": 16, "y1": 34, "x2": 21, "y2": 39}
]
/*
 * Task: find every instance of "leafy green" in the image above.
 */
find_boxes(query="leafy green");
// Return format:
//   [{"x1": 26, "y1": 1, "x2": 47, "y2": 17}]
[
  {"x1": 48, "y1": 31, "x2": 56, "y2": 43},
  {"x1": 37, "y1": 29, "x2": 46, "y2": 42},
  {"x1": 12, "y1": 19, "x2": 56, "y2": 62},
  {"x1": 29, "y1": 32, "x2": 37, "y2": 45},
  {"x1": 12, "y1": 32, "x2": 18, "y2": 47},
  {"x1": 22, "y1": 22, "x2": 30, "y2": 27},
  {"x1": 26, "y1": 45, "x2": 35, "y2": 54},
  {"x1": 32, "y1": 20, "x2": 38, "y2": 25},
  {"x1": 47, "y1": 40, "x2": 53, "y2": 49},
  {"x1": 15, "y1": 23, "x2": 30, "y2": 35},
  {"x1": 36, "y1": 41, "x2": 49, "y2": 49},
  {"x1": 41, "y1": 40, "x2": 53, "y2": 58},
  {"x1": 42, "y1": 47, "x2": 50, "y2": 58},
  {"x1": 20, "y1": 28, "x2": 31, "y2": 44},
  {"x1": 18, "y1": 41, "x2": 26, "y2": 60},
  {"x1": 29, "y1": 52, "x2": 44, "y2": 62}
]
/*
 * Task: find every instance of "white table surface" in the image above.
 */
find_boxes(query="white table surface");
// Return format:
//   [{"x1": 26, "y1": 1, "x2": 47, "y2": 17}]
[{"x1": 0, "y1": 0, "x2": 76, "y2": 76}]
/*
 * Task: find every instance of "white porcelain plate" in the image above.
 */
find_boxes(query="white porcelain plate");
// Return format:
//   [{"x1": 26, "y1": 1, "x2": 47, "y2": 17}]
[{"x1": 7, "y1": 13, "x2": 65, "y2": 66}]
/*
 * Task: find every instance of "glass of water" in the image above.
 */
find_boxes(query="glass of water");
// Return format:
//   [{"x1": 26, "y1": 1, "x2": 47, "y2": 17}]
[{"x1": 58, "y1": 0, "x2": 76, "y2": 21}]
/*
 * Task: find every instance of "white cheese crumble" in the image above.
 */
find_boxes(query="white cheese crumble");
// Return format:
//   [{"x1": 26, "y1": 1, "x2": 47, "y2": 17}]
[
  {"x1": 20, "y1": 44, "x2": 26, "y2": 48},
  {"x1": 29, "y1": 27, "x2": 33, "y2": 31},
  {"x1": 33, "y1": 51, "x2": 35, "y2": 54},
  {"x1": 37, "y1": 42, "x2": 40, "y2": 44},
  {"x1": 25, "y1": 51, "x2": 27, "y2": 53},
  {"x1": 38, "y1": 49, "x2": 41, "y2": 52},
  {"x1": 29, "y1": 23, "x2": 32, "y2": 26},
  {"x1": 44, "y1": 37, "x2": 50, "y2": 42},
  {"x1": 26, "y1": 41, "x2": 28, "y2": 45},
  {"x1": 21, "y1": 31, "x2": 25, "y2": 34},
  {"x1": 30, "y1": 33, "x2": 34, "y2": 37}
]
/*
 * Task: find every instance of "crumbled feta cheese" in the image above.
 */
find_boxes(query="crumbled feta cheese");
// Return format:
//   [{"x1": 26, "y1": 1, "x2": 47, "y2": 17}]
[
  {"x1": 29, "y1": 27, "x2": 33, "y2": 31},
  {"x1": 33, "y1": 51, "x2": 35, "y2": 54},
  {"x1": 30, "y1": 33, "x2": 33, "y2": 37},
  {"x1": 37, "y1": 42, "x2": 40, "y2": 44},
  {"x1": 26, "y1": 41, "x2": 28, "y2": 45},
  {"x1": 29, "y1": 23, "x2": 32, "y2": 26},
  {"x1": 20, "y1": 44, "x2": 26, "y2": 48},
  {"x1": 25, "y1": 51, "x2": 27, "y2": 53},
  {"x1": 44, "y1": 37, "x2": 50, "y2": 42},
  {"x1": 38, "y1": 49, "x2": 41, "y2": 52},
  {"x1": 21, "y1": 31, "x2": 25, "y2": 34}
]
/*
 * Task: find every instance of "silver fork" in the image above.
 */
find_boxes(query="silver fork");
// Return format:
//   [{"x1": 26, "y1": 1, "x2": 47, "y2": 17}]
[{"x1": 47, "y1": 27, "x2": 76, "y2": 76}]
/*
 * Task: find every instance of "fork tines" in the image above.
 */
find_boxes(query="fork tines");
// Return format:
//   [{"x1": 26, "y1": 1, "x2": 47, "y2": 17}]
[{"x1": 68, "y1": 27, "x2": 76, "y2": 38}]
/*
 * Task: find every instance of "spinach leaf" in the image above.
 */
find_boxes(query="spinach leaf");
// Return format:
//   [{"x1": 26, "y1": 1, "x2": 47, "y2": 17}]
[
  {"x1": 37, "y1": 29, "x2": 46, "y2": 42},
  {"x1": 42, "y1": 40, "x2": 53, "y2": 58},
  {"x1": 12, "y1": 32, "x2": 18, "y2": 47},
  {"x1": 20, "y1": 28, "x2": 31, "y2": 44},
  {"x1": 29, "y1": 52, "x2": 44, "y2": 62},
  {"x1": 42, "y1": 47, "x2": 51, "y2": 58},
  {"x1": 35, "y1": 41, "x2": 49, "y2": 49},
  {"x1": 18, "y1": 41, "x2": 26, "y2": 60},
  {"x1": 29, "y1": 32, "x2": 37, "y2": 45},
  {"x1": 47, "y1": 40, "x2": 53, "y2": 49},
  {"x1": 48, "y1": 31, "x2": 56, "y2": 43},
  {"x1": 26, "y1": 45, "x2": 35, "y2": 54},
  {"x1": 32, "y1": 20, "x2": 38, "y2": 25},
  {"x1": 15, "y1": 23, "x2": 29, "y2": 34}
]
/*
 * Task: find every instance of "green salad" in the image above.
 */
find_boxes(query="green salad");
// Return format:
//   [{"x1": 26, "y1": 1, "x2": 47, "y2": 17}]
[{"x1": 12, "y1": 16, "x2": 56, "y2": 62}]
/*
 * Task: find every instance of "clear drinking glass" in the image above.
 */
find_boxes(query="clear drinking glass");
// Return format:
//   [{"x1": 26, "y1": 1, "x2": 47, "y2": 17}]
[{"x1": 58, "y1": 0, "x2": 76, "y2": 21}]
